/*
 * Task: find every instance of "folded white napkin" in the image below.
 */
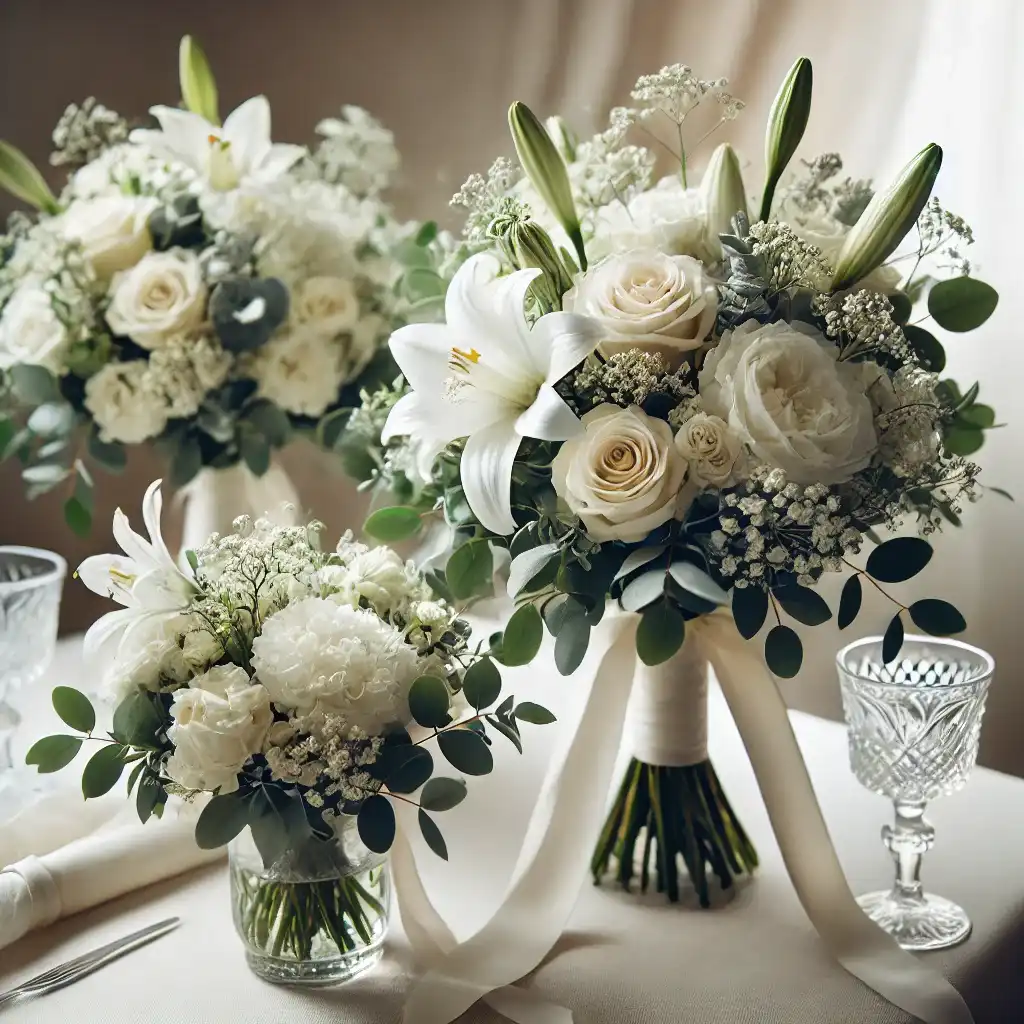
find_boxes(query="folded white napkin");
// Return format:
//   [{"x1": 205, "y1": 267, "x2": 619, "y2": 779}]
[{"x1": 0, "y1": 797, "x2": 224, "y2": 952}]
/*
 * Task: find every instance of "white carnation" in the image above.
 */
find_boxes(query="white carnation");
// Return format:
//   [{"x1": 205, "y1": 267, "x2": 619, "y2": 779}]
[
  {"x1": 85, "y1": 360, "x2": 168, "y2": 444},
  {"x1": 251, "y1": 597, "x2": 421, "y2": 734},
  {"x1": 251, "y1": 325, "x2": 342, "y2": 416}
]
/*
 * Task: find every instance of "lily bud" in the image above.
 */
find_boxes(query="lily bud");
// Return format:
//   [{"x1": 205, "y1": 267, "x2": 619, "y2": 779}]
[
  {"x1": 508, "y1": 101, "x2": 587, "y2": 270},
  {"x1": 831, "y1": 143, "x2": 942, "y2": 291},
  {"x1": 759, "y1": 57, "x2": 813, "y2": 222},
  {"x1": 0, "y1": 141, "x2": 59, "y2": 214},
  {"x1": 179, "y1": 35, "x2": 220, "y2": 125},
  {"x1": 702, "y1": 143, "x2": 748, "y2": 240},
  {"x1": 510, "y1": 218, "x2": 574, "y2": 298},
  {"x1": 545, "y1": 115, "x2": 578, "y2": 163}
]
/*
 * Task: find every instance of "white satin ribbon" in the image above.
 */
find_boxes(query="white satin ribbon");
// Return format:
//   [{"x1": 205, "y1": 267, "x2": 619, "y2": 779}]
[{"x1": 390, "y1": 606, "x2": 976, "y2": 1024}]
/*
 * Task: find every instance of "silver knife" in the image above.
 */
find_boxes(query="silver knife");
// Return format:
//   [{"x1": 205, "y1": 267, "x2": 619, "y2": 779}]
[{"x1": 0, "y1": 917, "x2": 180, "y2": 1011}]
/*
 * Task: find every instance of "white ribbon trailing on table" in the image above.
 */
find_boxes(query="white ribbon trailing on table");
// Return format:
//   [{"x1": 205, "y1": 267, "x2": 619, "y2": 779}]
[{"x1": 390, "y1": 608, "x2": 976, "y2": 1024}]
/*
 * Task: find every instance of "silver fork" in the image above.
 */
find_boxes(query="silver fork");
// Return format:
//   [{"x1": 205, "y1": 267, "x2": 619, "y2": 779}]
[{"x1": 0, "y1": 917, "x2": 179, "y2": 1011}]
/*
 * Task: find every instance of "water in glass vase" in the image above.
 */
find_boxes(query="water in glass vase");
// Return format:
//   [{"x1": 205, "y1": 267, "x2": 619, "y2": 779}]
[{"x1": 229, "y1": 818, "x2": 390, "y2": 985}]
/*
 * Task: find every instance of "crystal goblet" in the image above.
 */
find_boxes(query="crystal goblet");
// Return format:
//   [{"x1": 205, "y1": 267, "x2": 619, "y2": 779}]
[
  {"x1": 0, "y1": 546, "x2": 66, "y2": 819},
  {"x1": 837, "y1": 634, "x2": 993, "y2": 951}
]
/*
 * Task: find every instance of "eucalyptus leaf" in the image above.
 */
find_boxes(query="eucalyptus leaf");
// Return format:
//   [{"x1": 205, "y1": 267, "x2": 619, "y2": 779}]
[
  {"x1": 902, "y1": 324, "x2": 946, "y2": 372},
  {"x1": 27, "y1": 402, "x2": 75, "y2": 438},
  {"x1": 170, "y1": 435, "x2": 203, "y2": 488},
  {"x1": 620, "y1": 569, "x2": 666, "y2": 612},
  {"x1": 498, "y1": 603, "x2": 543, "y2": 666},
  {"x1": 486, "y1": 714, "x2": 523, "y2": 753},
  {"x1": 773, "y1": 584, "x2": 832, "y2": 626},
  {"x1": 888, "y1": 291, "x2": 912, "y2": 324},
  {"x1": 111, "y1": 691, "x2": 164, "y2": 748},
  {"x1": 882, "y1": 613, "x2": 905, "y2": 664},
  {"x1": 249, "y1": 786, "x2": 310, "y2": 867},
  {"x1": 636, "y1": 601, "x2": 685, "y2": 666},
  {"x1": 52, "y1": 686, "x2": 95, "y2": 734},
  {"x1": 419, "y1": 777, "x2": 467, "y2": 813},
  {"x1": 837, "y1": 575, "x2": 863, "y2": 630},
  {"x1": 437, "y1": 728, "x2": 493, "y2": 775},
  {"x1": 446, "y1": 539, "x2": 494, "y2": 601},
  {"x1": 25, "y1": 734, "x2": 83, "y2": 774},
  {"x1": 384, "y1": 746, "x2": 434, "y2": 794},
  {"x1": 668, "y1": 561, "x2": 728, "y2": 606},
  {"x1": 554, "y1": 605, "x2": 590, "y2": 675},
  {"x1": 10, "y1": 364, "x2": 60, "y2": 404},
  {"x1": 22, "y1": 463, "x2": 68, "y2": 486},
  {"x1": 462, "y1": 657, "x2": 502, "y2": 710},
  {"x1": 244, "y1": 400, "x2": 291, "y2": 446},
  {"x1": 909, "y1": 598, "x2": 966, "y2": 636},
  {"x1": 87, "y1": 433, "x2": 127, "y2": 474},
  {"x1": 944, "y1": 425, "x2": 984, "y2": 456},
  {"x1": 408, "y1": 675, "x2": 451, "y2": 729},
  {"x1": 512, "y1": 702, "x2": 557, "y2": 725},
  {"x1": 733, "y1": 585, "x2": 769, "y2": 640},
  {"x1": 866, "y1": 536, "x2": 933, "y2": 583},
  {"x1": 418, "y1": 809, "x2": 448, "y2": 860},
  {"x1": 136, "y1": 773, "x2": 163, "y2": 825},
  {"x1": 957, "y1": 404, "x2": 996, "y2": 429},
  {"x1": 613, "y1": 545, "x2": 667, "y2": 583},
  {"x1": 239, "y1": 430, "x2": 271, "y2": 476},
  {"x1": 928, "y1": 276, "x2": 998, "y2": 333},
  {"x1": 82, "y1": 744, "x2": 127, "y2": 799},
  {"x1": 364, "y1": 506, "x2": 424, "y2": 542},
  {"x1": 506, "y1": 543, "x2": 559, "y2": 597},
  {"x1": 764, "y1": 624, "x2": 803, "y2": 678}
]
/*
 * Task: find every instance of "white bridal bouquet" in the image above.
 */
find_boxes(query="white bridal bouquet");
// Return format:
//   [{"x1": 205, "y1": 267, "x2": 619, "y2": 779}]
[
  {"x1": 0, "y1": 36, "x2": 409, "y2": 535},
  {"x1": 26, "y1": 480, "x2": 552, "y2": 980},
  {"x1": 321, "y1": 58, "x2": 1002, "y2": 1024}
]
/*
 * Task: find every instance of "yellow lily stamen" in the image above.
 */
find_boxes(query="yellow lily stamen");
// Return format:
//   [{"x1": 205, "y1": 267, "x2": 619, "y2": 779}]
[{"x1": 450, "y1": 346, "x2": 482, "y2": 372}]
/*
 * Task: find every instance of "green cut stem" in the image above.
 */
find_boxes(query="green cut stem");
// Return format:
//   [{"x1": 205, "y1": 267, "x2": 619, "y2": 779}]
[{"x1": 591, "y1": 758, "x2": 757, "y2": 907}]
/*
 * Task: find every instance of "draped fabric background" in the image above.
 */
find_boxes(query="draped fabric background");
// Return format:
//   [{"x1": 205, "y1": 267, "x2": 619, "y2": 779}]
[{"x1": 1, "y1": 0, "x2": 1019, "y2": 772}]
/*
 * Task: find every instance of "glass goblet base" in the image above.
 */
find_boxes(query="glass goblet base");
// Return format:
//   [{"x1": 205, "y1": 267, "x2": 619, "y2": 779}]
[{"x1": 857, "y1": 889, "x2": 971, "y2": 951}]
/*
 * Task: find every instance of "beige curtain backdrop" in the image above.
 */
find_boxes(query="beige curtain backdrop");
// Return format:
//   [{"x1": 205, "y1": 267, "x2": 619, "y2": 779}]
[{"x1": 1, "y1": 0, "x2": 1019, "y2": 772}]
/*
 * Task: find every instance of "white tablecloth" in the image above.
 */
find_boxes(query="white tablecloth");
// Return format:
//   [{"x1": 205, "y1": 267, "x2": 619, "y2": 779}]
[{"x1": 1, "y1": 637, "x2": 1021, "y2": 1023}]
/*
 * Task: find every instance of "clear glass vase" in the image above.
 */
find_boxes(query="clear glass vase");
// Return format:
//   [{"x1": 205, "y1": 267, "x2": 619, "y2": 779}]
[{"x1": 228, "y1": 817, "x2": 391, "y2": 985}]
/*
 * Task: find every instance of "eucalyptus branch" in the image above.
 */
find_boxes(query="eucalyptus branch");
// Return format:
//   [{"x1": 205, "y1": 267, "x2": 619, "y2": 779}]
[{"x1": 842, "y1": 558, "x2": 908, "y2": 611}]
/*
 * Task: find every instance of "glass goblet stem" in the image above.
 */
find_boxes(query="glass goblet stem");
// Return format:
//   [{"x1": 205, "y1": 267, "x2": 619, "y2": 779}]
[
  {"x1": 0, "y1": 681, "x2": 19, "y2": 773},
  {"x1": 883, "y1": 800, "x2": 934, "y2": 903}
]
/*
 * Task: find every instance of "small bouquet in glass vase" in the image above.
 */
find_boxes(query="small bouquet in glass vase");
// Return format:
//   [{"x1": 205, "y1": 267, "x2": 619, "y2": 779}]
[
  {"x1": 0, "y1": 35, "x2": 410, "y2": 540},
  {"x1": 26, "y1": 480, "x2": 552, "y2": 984},
  {"x1": 349, "y1": 57, "x2": 1004, "y2": 908}
]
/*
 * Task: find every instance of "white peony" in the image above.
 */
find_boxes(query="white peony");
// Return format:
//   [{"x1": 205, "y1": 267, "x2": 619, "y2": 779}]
[
  {"x1": 564, "y1": 250, "x2": 717, "y2": 371},
  {"x1": 251, "y1": 597, "x2": 422, "y2": 734},
  {"x1": 60, "y1": 195, "x2": 156, "y2": 279},
  {"x1": 786, "y1": 208, "x2": 902, "y2": 295},
  {"x1": 700, "y1": 320, "x2": 877, "y2": 485},
  {"x1": 292, "y1": 276, "x2": 360, "y2": 336},
  {"x1": 252, "y1": 326, "x2": 342, "y2": 417},
  {"x1": 674, "y1": 411, "x2": 747, "y2": 488},
  {"x1": 588, "y1": 176, "x2": 719, "y2": 263},
  {"x1": 84, "y1": 360, "x2": 168, "y2": 444},
  {"x1": 165, "y1": 665, "x2": 273, "y2": 794},
  {"x1": 0, "y1": 285, "x2": 70, "y2": 372},
  {"x1": 552, "y1": 404, "x2": 689, "y2": 543},
  {"x1": 106, "y1": 249, "x2": 207, "y2": 349}
]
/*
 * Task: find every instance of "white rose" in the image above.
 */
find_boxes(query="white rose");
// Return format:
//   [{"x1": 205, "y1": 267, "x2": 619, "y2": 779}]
[
  {"x1": 674, "y1": 411, "x2": 747, "y2": 488},
  {"x1": 60, "y1": 196, "x2": 156, "y2": 279},
  {"x1": 181, "y1": 626, "x2": 225, "y2": 673},
  {"x1": 84, "y1": 360, "x2": 168, "y2": 444},
  {"x1": 787, "y1": 209, "x2": 902, "y2": 295},
  {"x1": 552, "y1": 404, "x2": 689, "y2": 543},
  {"x1": 335, "y1": 547, "x2": 416, "y2": 610},
  {"x1": 589, "y1": 176, "x2": 719, "y2": 263},
  {"x1": 0, "y1": 285, "x2": 70, "y2": 372},
  {"x1": 253, "y1": 326, "x2": 342, "y2": 417},
  {"x1": 106, "y1": 249, "x2": 206, "y2": 349},
  {"x1": 293, "y1": 276, "x2": 360, "y2": 336},
  {"x1": 700, "y1": 320, "x2": 877, "y2": 485},
  {"x1": 165, "y1": 665, "x2": 272, "y2": 794},
  {"x1": 564, "y1": 250, "x2": 717, "y2": 371}
]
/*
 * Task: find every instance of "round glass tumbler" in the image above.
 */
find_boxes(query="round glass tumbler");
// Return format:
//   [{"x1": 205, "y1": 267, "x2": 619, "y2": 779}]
[
  {"x1": 0, "y1": 546, "x2": 66, "y2": 819},
  {"x1": 837, "y1": 635, "x2": 994, "y2": 951}
]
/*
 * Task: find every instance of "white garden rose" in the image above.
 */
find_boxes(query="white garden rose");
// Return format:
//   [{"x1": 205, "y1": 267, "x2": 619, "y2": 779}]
[
  {"x1": 251, "y1": 597, "x2": 421, "y2": 733},
  {"x1": 674, "y1": 411, "x2": 747, "y2": 488},
  {"x1": 0, "y1": 285, "x2": 70, "y2": 372},
  {"x1": 564, "y1": 250, "x2": 717, "y2": 371},
  {"x1": 293, "y1": 276, "x2": 360, "y2": 336},
  {"x1": 551, "y1": 404, "x2": 689, "y2": 543},
  {"x1": 60, "y1": 195, "x2": 156, "y2": 279},
  {"x1": 252, "y1": 326, "x2": 342, "y2": 417},
  {"x1": 165, "y1": 665, "x2": 273, "y2": 794},
  {"x1": 700, "y1": 320, "x2": 877, "y2": 485},
  {"x1": 84, "y1": 360, "x2": 168, "y2": 444},
  {"x1": 589, "y1": 176, "x2": 719, "y2": 263},
  {"x1": 106, "y1": 248, "x2": 206, "y2": 348},
  {"x1": 330, "y1": 546, "x2": 418, "y2": 610}
]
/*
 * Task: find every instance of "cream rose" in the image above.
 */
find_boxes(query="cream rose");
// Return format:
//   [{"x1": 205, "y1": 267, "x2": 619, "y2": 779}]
[
  {"x1": 589, "y1": 175, "x2": 719, "y2": 263},
  {"x1": 165, "y1": 665, "x2": 272, "y2": 794},
  {"x1": 84, "y1": 360, "x2": 168, "y2": 444},
  {"x1": 0, "y1": 284, "x2": 70, "y2": 372},
  {"x1": 293, "y1": 276, "x2": 360, "y2": 336},
  {"x1": 564, "y1": 250, "x2": 717, "y2": 371},
  {"x1": 700, "y1": 320, "x2": 877, "y2": 485},
  {"x1": 106, "y1": 248, "x2": 206, "y2": 348},
  {"x1": 552, "y1": 404, "x2": 689, "y2": 542},
  {"x1": 674, "y1": 411, "x2": 746, "y2": 488},
  {"x1": 60, "y1": 195, "x2": 156, "y2": 279}
]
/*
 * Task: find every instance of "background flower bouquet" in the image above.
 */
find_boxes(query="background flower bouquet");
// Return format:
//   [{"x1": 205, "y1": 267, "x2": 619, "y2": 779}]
[
  {"x1": 347, "y1": 57, "x2": 1003, "y2": 907},
  {"x1": 25, "y1": 480, "x2": 553, "y2": 982},
  {"x1": 0, "y1": 36, "x2": 410, "y2": 538}
]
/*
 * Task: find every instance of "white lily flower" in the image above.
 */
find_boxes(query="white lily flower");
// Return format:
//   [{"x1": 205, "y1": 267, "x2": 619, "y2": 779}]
[
  {"x1": 129, "y1": 95, "x2": 305, "y2": 191},
  {"x1": 78, "y1": 479, "x2": 199, "y2": 665},
  {"x1": 382, "y1": 253, "x2": 602, "y2": 535}
]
